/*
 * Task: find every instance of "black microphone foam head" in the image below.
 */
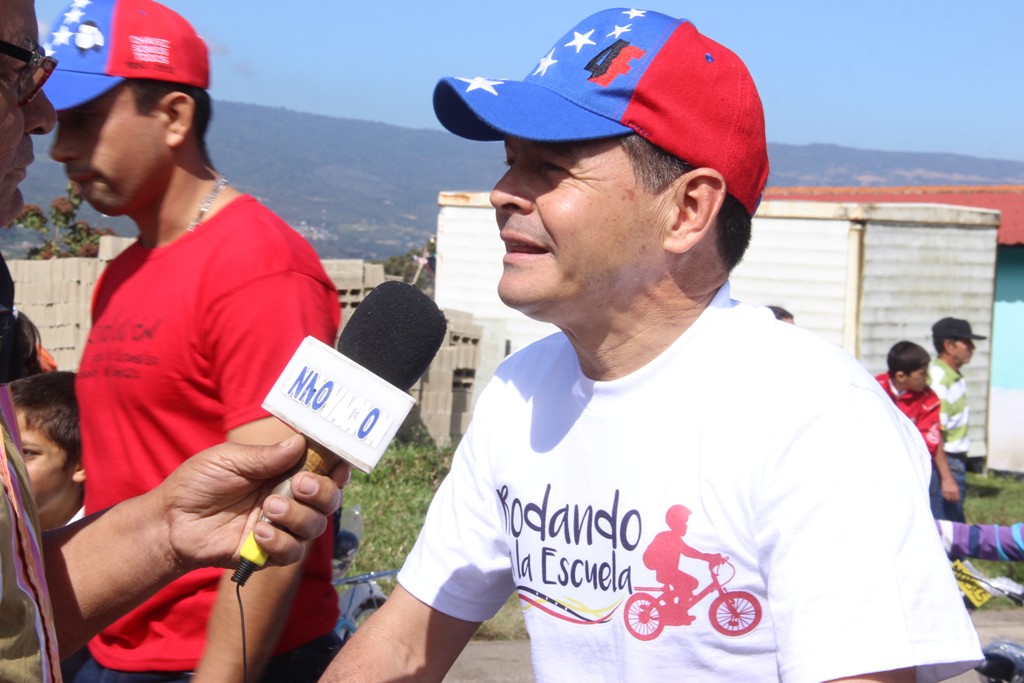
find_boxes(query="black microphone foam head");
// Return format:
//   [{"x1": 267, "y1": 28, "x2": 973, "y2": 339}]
[{"x1": 337, "y1": 281, "x2": 448, "y2": 391}]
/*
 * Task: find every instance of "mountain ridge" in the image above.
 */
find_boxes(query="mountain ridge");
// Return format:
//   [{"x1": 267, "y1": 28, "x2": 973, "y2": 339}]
[{"x1": 10, "y1": 100, "x2": 1024, "y2": 259}]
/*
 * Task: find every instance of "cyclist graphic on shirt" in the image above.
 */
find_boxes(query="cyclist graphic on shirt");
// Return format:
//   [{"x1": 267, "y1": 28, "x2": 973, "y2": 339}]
[{"x1": 642, "y1": 504, "x2": 724, "y2": 622}]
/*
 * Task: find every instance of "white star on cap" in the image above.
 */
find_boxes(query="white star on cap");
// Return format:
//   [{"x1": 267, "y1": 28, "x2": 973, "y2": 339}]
[
  {"x1": 71, "y1": 0, "x2": 92, "y2": 7},
  {"x1": 51, "y1": 25, "x2": 74, "y2": 46},
  {"x1": 623, "y1": 9, "x2": 646, "y2": 19},
  {"x1": 608, "y1": 24, "x2": 632, "y2": 39},
  {"x1": 456, "y1": 77, "x2": 504, "y2": 96},
  {"x1": 564, "y1": 29, "x2": 596, "y2": 53},
  {"x1": 533, "y1": 49, "x2": 557, "y2": 77},
  {"x1": 64, "y1": 7, "x2": 84, "y2": 24}
]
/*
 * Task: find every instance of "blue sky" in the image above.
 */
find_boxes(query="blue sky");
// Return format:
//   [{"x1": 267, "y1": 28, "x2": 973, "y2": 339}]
[{"x1": 34, "y1": 1, "x2": 1024, "y2": 163}]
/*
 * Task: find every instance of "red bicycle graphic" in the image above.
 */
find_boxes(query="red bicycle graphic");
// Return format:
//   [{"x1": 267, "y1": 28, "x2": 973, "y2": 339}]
[{"x1": 623, "y1": 557, "x2": 761, "y2": 640}]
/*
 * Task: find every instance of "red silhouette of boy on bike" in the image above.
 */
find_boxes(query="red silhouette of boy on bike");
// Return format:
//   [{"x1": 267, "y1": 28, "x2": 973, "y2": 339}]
[{"x1": 642, "y1": 504, "x2": 725, "y2": 624}]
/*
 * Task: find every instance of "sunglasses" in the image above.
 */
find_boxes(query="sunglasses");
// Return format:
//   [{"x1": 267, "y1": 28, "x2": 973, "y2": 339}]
[{"x1": 0, "y1": 38, "x2": 58, "y2": 106}]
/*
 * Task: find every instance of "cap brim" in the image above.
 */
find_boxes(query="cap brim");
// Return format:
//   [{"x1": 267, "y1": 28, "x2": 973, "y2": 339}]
[
  {"x1": 44, "y1": 70, "x2": 124, "y2": 111},
  {"x1": 433, "y1": 77, "x2": 631, "y2": 143}
]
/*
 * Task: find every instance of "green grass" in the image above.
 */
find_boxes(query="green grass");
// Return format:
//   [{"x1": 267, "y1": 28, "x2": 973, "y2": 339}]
[{"x1": 339, "y1": 441, "x2": 527, "y2": 640}]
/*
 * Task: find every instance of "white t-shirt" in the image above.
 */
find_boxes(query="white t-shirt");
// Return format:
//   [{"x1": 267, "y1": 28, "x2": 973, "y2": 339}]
[{"x1": 400, "y1": 284, "x2": 981, "y2": 683}]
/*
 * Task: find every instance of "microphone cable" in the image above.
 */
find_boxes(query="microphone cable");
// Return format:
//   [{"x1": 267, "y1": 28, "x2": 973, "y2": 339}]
[{"x1": 236, "y1": 580, "x2": 250, "y2": 683}]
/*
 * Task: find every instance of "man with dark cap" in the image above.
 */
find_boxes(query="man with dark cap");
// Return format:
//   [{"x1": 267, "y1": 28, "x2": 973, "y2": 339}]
[
  {"x1": 929, "y1": 317, "x2": 987, "y2": 522},
  {"x1": 321, "y1": 8, "x2": 981, "y2": 682}
]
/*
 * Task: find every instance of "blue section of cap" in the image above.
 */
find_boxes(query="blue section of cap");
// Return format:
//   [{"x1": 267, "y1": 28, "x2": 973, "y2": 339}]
[
  {"x1": 434, "y1": 8, "x2": 680, "y2": 142},
  {"x1": 43, "y1": 0, "x2": 119, "y2": 109},
  {"x1": 44, "y1": 70, "x2": 123, "y2": 111},
  {"x1": 433, "y1": 78, "x2": 632, "y2": 143}
]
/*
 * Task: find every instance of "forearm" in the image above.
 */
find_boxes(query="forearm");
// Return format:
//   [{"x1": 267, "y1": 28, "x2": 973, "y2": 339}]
[
  {"x1": 43, "y1": 493, "x2": 182, "y2": 655},
  {"x1": 42, "y1": 437, "x2": 345, "y2": 659},
  {"x1": 193, "y1": 563, "x2": 304, "y2": 682},
  {"x1": 933, "y1": 445, "x2": 956, "y2": 483},
  {"x1": 187, "y1": 414, "x2": 320, "y2": 680},
  {"x1": 936, "y1": 519, "x2": 1024, "y2": 561},
  {"x1": 321, "y1": 584, "x2": 479, "y2": 682}
]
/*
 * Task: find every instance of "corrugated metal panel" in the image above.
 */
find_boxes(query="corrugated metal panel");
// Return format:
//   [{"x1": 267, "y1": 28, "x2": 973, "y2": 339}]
[
  {"x1": 434, "y1": 195, "x2": 1000, "y2": 459},
  {"x1": 729, "y1": 217, "x2": 852, "y2": 347},
  {"x1": 765, "y1": 185, "x2": 1023, "y2": 245},
  {"x1": 859, "y1": 223, "x2": 998, "y2": 458}
]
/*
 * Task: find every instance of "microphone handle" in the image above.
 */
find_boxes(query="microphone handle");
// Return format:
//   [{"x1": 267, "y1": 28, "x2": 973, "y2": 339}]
[{"x1": 231, "y1": 441, "x2": 344, "y2": 585}]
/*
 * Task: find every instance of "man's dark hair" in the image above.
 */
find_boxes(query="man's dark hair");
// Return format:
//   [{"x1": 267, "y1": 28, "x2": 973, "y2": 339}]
[
  {"x1": 620, "y1": 134, "x2": 753, "y2": 272},
  {"x1": 887, "y1": 341, "x2": 931, "y2": 378},
  {"x1": 10, "y1": 371, "x2": 81, "y2": 469},
  {"x1": 15, "y1": 312, "x2": 44, "y2": 377},
  {"x1": 767, "y1": 305, "x2": 793, "y2": 322},
  {"x1": 933, "y1": 336, "x2": 963, "y2": 356},
  {"x1": 128, "y1": 79, "x2": 213, "y2": 163}
]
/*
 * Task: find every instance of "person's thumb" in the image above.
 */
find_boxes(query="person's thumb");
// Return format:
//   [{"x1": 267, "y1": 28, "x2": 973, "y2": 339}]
[{"x1": 235, "y1": 434, "x2": 307, "y2": 481}]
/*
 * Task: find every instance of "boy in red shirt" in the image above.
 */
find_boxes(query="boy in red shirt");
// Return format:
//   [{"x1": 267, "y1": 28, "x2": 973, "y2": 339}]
[{"x1": 876, "y1": 341, "x2": 960, "y2": 514}]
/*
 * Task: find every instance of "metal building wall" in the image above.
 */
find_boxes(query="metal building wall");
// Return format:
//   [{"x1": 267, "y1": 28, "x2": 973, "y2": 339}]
[
  {"x1": 729, "y1": 209, "x2": 853, "y2": 348},
  {"x1": 858, "y1": 221, "x2": 997, "y2": 458},
  {"x1": 435, "y1": 192, "x2": 558, "y2": 398},
  {"x1": 432, "y1": 195, "x2": 1001, "y2": 458}
]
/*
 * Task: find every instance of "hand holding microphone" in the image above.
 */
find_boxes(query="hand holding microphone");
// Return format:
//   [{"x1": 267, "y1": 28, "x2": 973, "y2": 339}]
[{"x1": 232, "y1": 281, "x2": 448, "y2": 584}]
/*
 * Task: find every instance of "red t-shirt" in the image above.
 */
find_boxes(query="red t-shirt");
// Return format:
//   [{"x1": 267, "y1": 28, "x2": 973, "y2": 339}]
[
  {"x1": 875, "y1": 372, "x2": 941, "y2": 457},
  {"x1": 77, "y1": 196, "x2": 341, "y2": 671}
]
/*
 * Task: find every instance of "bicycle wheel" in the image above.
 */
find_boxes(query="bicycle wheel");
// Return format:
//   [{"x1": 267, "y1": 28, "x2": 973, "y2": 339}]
[
  {"x1": 340, "y1": 597, "x2": 386, "y2": 643},
  {"x1": 709, "y1": 591, "x2": 761, "y2": 636},
  {"x1": 623, "y1": 593, "x2": 664, "y2": 641}
]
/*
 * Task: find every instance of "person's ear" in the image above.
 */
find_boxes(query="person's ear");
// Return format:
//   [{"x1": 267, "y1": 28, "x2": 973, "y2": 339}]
[
  {"x1": 661, "y1": 168, "x2": 727, "y2": 256},
  {"x1": 71, "y1": 463, "x2": 86, "y2": 484},
  {"x1": 158, "y1": 91, "x2": 196, "y2": 150}
]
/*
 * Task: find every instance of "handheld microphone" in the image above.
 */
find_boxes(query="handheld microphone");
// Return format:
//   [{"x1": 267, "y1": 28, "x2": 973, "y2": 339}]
[{"x1": 232, "y1": 281, "x2": 448, "y2": 584}]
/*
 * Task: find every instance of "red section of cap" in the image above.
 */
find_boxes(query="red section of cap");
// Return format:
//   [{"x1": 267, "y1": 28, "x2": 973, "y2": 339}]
[
  {"x1": 623, "y1": 22, "x2": 769, "y2": 215},
  {"x1": 106, "y1": 0, "x2": 208, "y2": 88}
]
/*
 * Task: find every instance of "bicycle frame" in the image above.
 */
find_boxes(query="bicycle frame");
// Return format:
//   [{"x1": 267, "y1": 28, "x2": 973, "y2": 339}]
[
  {"x1": 623, "y1": 558, "x2": 762, "y2": 640},
  {"x1": 334, "y1": 569, "x2": 399, "y2": 641}
]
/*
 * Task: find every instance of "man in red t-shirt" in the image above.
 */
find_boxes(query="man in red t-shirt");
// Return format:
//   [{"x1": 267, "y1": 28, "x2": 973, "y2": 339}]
[
  {"x1": 876, "y1": 341, "x2": 959, "y2": 510},
  {"x1": 43, "y1": 1, "x2": 341, "y2": 680}
]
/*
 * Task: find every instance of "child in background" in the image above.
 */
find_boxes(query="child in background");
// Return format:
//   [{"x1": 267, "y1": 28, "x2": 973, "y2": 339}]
[
  {"x1": 767, "y1": 305, "x2": 794, "y2": 324},
  {"x1": 10, "y1": 371, "x2": 83, "y2": 530},
  {"x1": 876, "y1": 340, "x2": 960, "y2": 515},
  {"x1": 15, "y1": 311, "x2": 58, "y2": 376}
]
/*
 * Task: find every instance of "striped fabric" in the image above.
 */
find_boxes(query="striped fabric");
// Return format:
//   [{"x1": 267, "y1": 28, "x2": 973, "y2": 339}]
[
  {"x1": 929, "y1": 358, "x2": 970, "y2": 454},
  {"x1": 937, "y1": 519, "x2": 1024, "y2": 562},
  {"x1": 0, "y1": 393, "x2": 61, "y2": 683}
]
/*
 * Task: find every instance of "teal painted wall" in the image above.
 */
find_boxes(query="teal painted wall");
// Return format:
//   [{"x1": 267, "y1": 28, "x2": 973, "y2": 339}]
[{"x1": 992, "y1": 246, "x2": 1024, "y2": 390}]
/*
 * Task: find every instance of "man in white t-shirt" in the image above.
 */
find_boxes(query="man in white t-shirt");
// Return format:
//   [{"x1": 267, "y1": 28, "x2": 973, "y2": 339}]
[{"x1": 321, "y1": 9, "x2": 982, "y2": 683}]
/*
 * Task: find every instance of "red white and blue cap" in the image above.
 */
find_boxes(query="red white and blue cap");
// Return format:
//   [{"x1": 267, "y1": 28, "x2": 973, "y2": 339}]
[
  {"x1": 42, "y1": 0, "x2": 209, "y2": 111},
  {"x1": 433, "y1": 8, "x2": 769, "y2": 215}
]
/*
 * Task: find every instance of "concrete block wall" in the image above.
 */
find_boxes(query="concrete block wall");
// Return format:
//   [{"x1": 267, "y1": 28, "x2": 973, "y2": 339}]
[
  {"x1": 321, "y1": 259, "x2": 387, "y2": 325},
  {"x1": 10, "y1": 254, "x2": 108, "y2": 372},
  {"x1": 408, "y1": 308, "x2": 482, "y2": 447},
  {"x1": 8, "y1": 237, "x2": 482, "y2": 445}
]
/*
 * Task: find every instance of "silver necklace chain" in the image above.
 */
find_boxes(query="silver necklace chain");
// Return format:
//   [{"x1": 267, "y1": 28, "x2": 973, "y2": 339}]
[{"x1": 188, "y1": 176, "x2": 229, "y2": 231}]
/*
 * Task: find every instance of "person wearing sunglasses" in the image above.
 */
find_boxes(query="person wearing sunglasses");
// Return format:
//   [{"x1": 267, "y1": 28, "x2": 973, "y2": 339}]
[
  {"x1": 0, "y1": 27, "x2": 57, "y2": 385},
  {"x1": 0, "y1": 2, "x2": 348, "y2": 682}
]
